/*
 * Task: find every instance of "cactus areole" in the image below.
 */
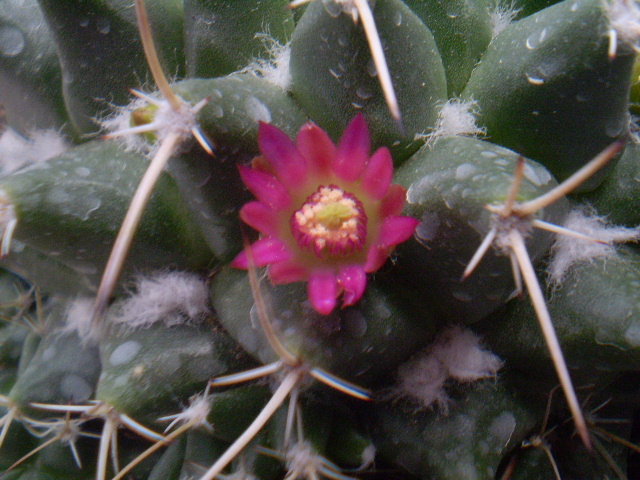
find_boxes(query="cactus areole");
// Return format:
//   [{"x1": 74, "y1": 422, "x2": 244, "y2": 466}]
[{"x1": 231, "y1": 114, "x2": 418, "y2": 315}]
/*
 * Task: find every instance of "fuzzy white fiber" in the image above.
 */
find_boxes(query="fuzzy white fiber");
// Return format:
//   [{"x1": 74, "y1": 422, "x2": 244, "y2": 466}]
[
  {"x1": 0, "y1": 128, "x2": 68, "y2": 174},
  {"x1": 110, "y1": 271, "x2": 211, "y2": 328},
  {"x1": 547, "y1": 207, "x2": 640, "y2": 284},
  {"x1": 394, "y1": 326, "x2": 503, "y2": 412},
  {"x1": 421, "y1": 99, "x2": 485, "y2": 145},
  {"x1": 606, "y1": 0, "x2": 640, "y2": 52},
  {"x1": 63, "y1": 297, "x2": 100, "y2": 344},
  {"x1": 489, "y1": 1, "x2": 520, "y2": 37},
  {"x1": 242, "y1": 38, "x2": 292, "y2": 91}
]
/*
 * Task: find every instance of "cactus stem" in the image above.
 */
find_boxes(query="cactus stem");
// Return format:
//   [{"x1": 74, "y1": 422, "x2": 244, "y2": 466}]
[
  {"x1": 91, "y1": 130, "x2": 182, "y2": 326},
  {"x1": 134, "y1": 0, "x2": 181, "y2": 111},
  {"x1": 200, "y1": 368, "x2": 305, "y2": 480},
  {"x1": 508, "y1": 230, "x2": 592, "y2": 452}
]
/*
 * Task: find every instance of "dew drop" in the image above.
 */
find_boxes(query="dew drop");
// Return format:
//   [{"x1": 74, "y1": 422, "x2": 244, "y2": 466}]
[
  {"x1": 78, "y1": 17, "x2": 90, "y2": 27},
  {"x1": 366, "y1": 58, "x2": 378, "y2": 77},
  {"x1": 322, "y1": 0, "x2": 343, "y2": 18},
  {"x1": 525, "y1": 74, "x2": 545, "y2": 85},
  {"x1": 393, "y1": 11, "x2": 403, "y2": 26},
  {"x1": 75, "y1": 166, "x2": 91, "y2": 177},
  {"x1": 245, "y1": 96, "x2": 271, "y2": 123},
  {"x1": 109, "y1": 340, "x2": 141, "y2": 366},
  {"x1": 60, "y1": 374, "x2": 93, "y2": 402},
  {"x1": 356, "y1": 86, "x2": 373, "y2": 100},
  {"x1": 96, "y1": 18, "x2": 111, "y2": 34},
  {"x1": 0, "y1": 26, "x2": 25, "y2": 57},
  {"x1": 210, "y1": 104, "x2": 224, "y2": 118}
]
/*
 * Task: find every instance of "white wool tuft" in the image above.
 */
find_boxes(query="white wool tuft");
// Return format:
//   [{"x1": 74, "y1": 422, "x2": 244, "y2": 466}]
[
  {"x1": 242, "y1": 37, "x2": 292, "y2": 91},
  {"x1": 489, "y1": 1, "x2": 520, "y2": 38},
  {"x1": 63, "y1": 297, "x2": 101, "y2": 344},
  {"x1": 100, "y1": 97, "x2": 151, "y2": 153},
  {"x1": 159, "y1": 390, "x2": 212, "y2": 433},
  {"x1": 110, "y1": 271, "x2": 211, "y2": 328},
  {"x1": 0, "y1": 128, "x2": 69, "y2": 174},
  {"x1": 394, "y1": 326, "x2": 503, "y2": 413},
  {"x1": 606, "y1": 0, "x2": 640, "y2": 52},
  {"x1": 419, "y1": 99, "x2": 485, "y2": 146},
  {"x1": 547, "y1": 207, "x2": 640, "y2": 284}
]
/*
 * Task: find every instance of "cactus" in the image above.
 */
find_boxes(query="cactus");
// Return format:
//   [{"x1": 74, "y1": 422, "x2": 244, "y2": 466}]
[{"x1": 0, "y1": 0, "x2": 640, "y2": 479}]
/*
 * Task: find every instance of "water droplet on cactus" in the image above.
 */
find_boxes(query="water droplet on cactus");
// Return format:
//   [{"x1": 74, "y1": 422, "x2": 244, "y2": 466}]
[
  {"x1": 96, "y1": 18, "x2": 111, "y2": 35},
  {"x1": 0, "y1": 26, "x2": 25, "y2": 57},
  {"x1": 605, "y1": 116, "x2": 627, "y2": 138},
  {"x1": 525, "y1": 73, "x2": 545, "y2": 85},
  {"x1": 244, "y1": 96, "x2": 271, "y2": 123},
  {"x1": 356, "y1": 86, "x2": 373, "y2": 100},
  {"x1": 366, "y1": 57, "x2": 378, "y2": 77},
  {"x1": 323, "y1": 0, "x2": 344, "y2": 18},
  {"x1": 393, "y1": 11, "x2": 403, "y2": 27},
  {"x1": 78, "y1": 17, "x2": 89, "y2": 27},
  {"x1": 109, "y1": 340, "x2": 142, "y2": 366},
  {"x1": 60, "y1": 374, "x2": 93, "y2": 402}
]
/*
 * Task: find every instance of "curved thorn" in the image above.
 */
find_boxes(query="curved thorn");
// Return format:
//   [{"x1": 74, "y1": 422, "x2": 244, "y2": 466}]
[
  {"x1": 1, "y1": 218, "x2": 17, "y2": 257},
  {"x1": 119, "y1": 413, "x2": 166, "y2": 443},
  {"x1": 97, "y1": 417, "x2": 115, "y2": 480},
  {"x1": 353, "y1": 0, "x2": 403, "y2": 130},
  {"x1": 517, "y1": 141, "x2": 623, "y2": 216},
  {"x1": 308, "y1": 367, "x2": 372, "y2": 401},
  {"x1": 532, "y1": 219, "x2": 610, "y2": 244},
  {"x1": 92, "y1": 130, "x2": 182, "y2": 325},
  {"x1": 209, "y1": 361, "x2": 284, "y2": 387},
  {"x1": 509, "y1": 231, "x2": 592, "y2": 452},
  {"x1": 134, "y1": 0, "x2": 181, "y2": 110},
  {"x1": 462, "y1": 227, "x2": 497, "y2": 279},
  {"x1": 199, "y1": 368, "x2": 304, "y2": 480},
  {"x1": 502, "y1": 157, "x2": 526, "y2": 217},
  {"x1": 112, "y1": 421, "x2": 191, "y2": 480},
  {"x1": 244, "y1": 235, "x2": 299, "y2": 366}
]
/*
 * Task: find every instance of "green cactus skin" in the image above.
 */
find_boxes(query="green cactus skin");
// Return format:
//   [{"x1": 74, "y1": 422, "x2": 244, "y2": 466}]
[
  {"x1": 210, "y1": 266, "x2": 438, "y2": 386},
  {"x1": 463, "y1": 0, "x2": 635, "y2": 191},
  {"x1": 1, "y1": 0, "x2": 640, "y2": 478},
  {"x1": 582, "y1": 140, "x2": 640, "y2": 227},
  {"x1": 289, "y1": 0, "x2": 447, "y2": 161},
  {"x1": 479, "y1": 247, "x2": 640, "y2": 375},
  {"x1": 184, "y1": 0, "x2": 294, "y2": 78},
  {"x1": 403, "y1": 0, "x2": 493, "y2": 97},
  {"x1": 0, "y1": 0, "x2": 68, "y2": 135},
  {"x1": 368, "y1": 378, "x2": 540, "y2": 480},
  {"x1": 96, "y1": 320, "x2": 256, "y2": 424},
  {"x1": 392, "y1": 136, "x2": 568, "y2": 324},
  {"x1": 0, "y1": 140, "x2": 213, "y2": 295}
]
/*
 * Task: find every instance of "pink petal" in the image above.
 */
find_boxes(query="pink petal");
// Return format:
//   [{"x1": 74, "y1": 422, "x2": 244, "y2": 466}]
[
  {"x1": 359, "y1": 147, "x2": 393, "y2": 200},
  {"x1": 337, "y1": 265, "x2": 367, "y2": 307},
  {"x1": 308, "y1": 271, "x2": 338, "y2": 315},
  {"x1": 258, "y1": 122, "x2": 308, "y2": 185},
  {"x1": 378, "y1": 216, "x2": 419, "y2": 247},
  {"x1": 364, "y1": 245, "x2": 389, "y2": 273},
  {"x1": 268, "y1": 260, "x2": 308, "y2": 284},
  {"x1": 240, "y1": 201, "x2": 280, "y2": 236},
  {"x1": 230, "y1": 237, "x2": 291, "y2": 269},
  {"x1": 333, "y1": 114, "x2": 370, "y2": 182},
  {"x1": 379, "y1": 184, "x2": 407, "y2": 218},
  {"x1": 296, "y1": 122, "x2": 336, "y2": 177},
  {"x1": 238, "y1": 165, "x2": 291, "y2": 211}
]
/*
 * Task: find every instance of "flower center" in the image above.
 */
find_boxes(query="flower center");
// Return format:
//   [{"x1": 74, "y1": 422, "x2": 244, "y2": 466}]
[{"x1": 291, "y1": 185, "x2": 367, "y2": 258}]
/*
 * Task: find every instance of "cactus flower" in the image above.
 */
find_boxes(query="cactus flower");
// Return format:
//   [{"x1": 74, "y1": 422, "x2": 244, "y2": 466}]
[{"x1": 231, "y1": 114, "x2": 419, "y2": 315}]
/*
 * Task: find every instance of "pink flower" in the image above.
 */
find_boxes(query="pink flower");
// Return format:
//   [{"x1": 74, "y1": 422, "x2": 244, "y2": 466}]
[{"x1": 231, "y1": 114, "x2": 419, "y2": 315}]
